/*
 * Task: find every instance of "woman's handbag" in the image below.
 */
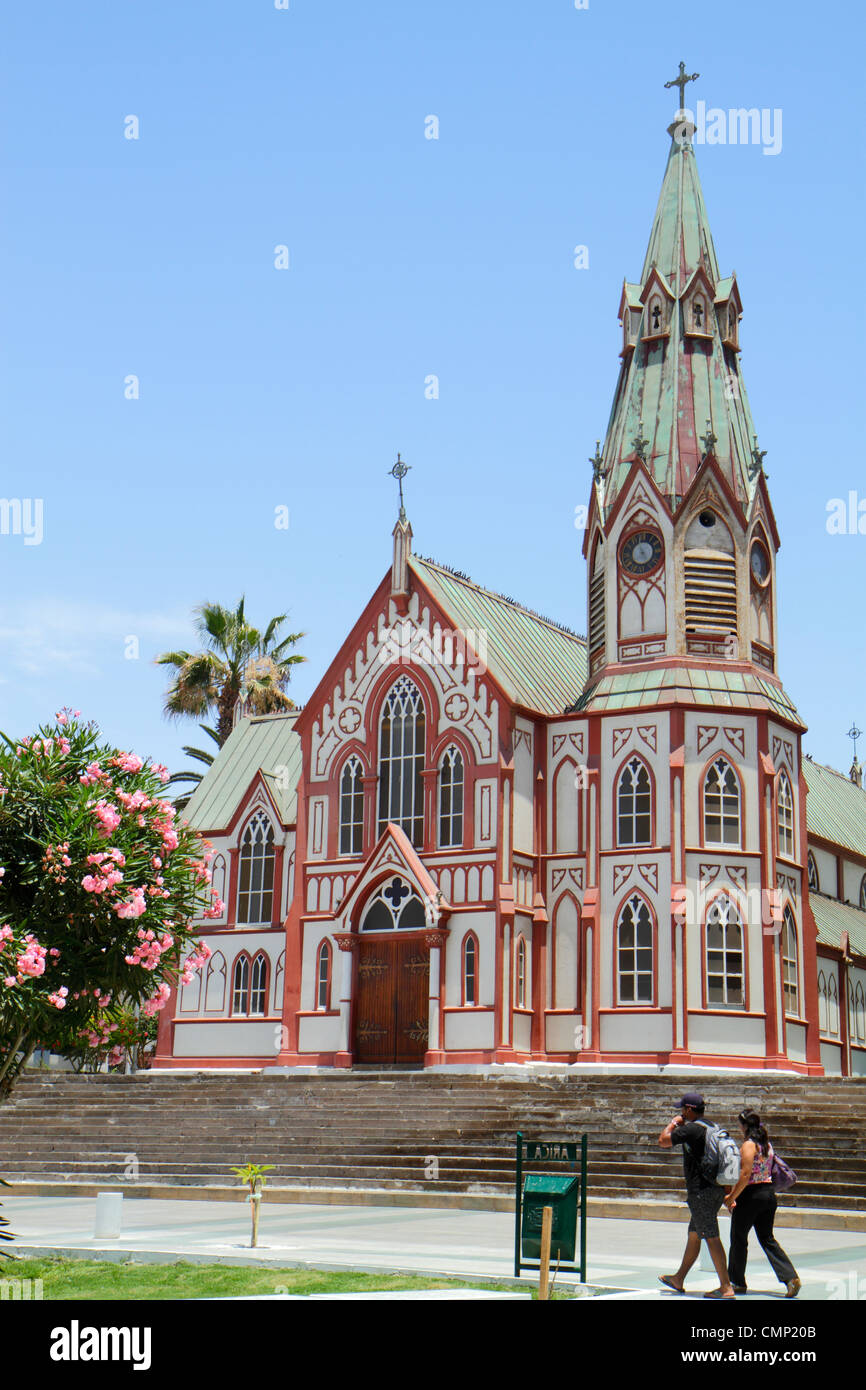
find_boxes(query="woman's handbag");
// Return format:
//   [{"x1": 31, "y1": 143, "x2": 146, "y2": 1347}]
[{"x1": 770, "y1": 1153, "x2": 797, "y2": 1191}]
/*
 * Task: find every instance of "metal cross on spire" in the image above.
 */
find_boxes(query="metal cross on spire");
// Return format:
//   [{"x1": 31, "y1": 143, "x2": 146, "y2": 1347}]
[
  {"x1": 388, "y1": 453, "x2": 411, "y2": 520},
  {"x1": 664, "y1": 60, "x2": 700, "y2": 111},
  {"x1": 849, "y1": 721, "x2": 862, "y2": 761}
]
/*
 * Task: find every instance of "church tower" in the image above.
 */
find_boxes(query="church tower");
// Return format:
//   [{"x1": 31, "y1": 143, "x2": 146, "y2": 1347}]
[
  {"x1": 568, "y1": 71, "x2": 822, "y2": 1073},
  {"x1": 583, "y1": 102, "x2": 777, "y2": 680}
]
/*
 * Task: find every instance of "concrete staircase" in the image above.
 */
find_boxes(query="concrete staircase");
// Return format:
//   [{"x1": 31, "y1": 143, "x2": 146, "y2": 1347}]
[{"x1": 1, "y1": 1070, "x2": 865, "y2": 1216}]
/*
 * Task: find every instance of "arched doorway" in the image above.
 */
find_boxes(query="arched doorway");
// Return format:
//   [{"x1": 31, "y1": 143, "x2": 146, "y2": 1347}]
[{"x1": 353, "y1": 877, "x2": 431, "y2": 1065}]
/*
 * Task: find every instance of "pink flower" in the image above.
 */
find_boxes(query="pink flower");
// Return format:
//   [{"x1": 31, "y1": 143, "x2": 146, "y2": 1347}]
[
  {"x1": 47, "y1": 988, "x2": 69, "y2": 1009},
  {"x1": 115, "y1": 888, "x2": 147, "y2": 920},
  {"x1": 111, "y1": 752, "x2": 144, "y2": 774},
  {"x1": 91, "y1": 799, "x2": 121, "y2": 837}
]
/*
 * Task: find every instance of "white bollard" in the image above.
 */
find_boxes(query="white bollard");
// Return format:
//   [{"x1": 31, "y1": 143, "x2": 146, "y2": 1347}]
[{"x1": 93, "y1": 1192, "x2": 123, "y2": 1239}]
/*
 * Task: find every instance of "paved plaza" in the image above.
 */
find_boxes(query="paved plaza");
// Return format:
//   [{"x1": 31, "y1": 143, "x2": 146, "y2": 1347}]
[{"x1": 4, "y1": 1194, "x2": 866, "y2": 1300}]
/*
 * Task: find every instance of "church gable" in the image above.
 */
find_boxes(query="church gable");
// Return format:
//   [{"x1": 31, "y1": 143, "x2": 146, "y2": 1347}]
[{"x1": 304, "y1": 573, "x2": 502, "y2": 787}]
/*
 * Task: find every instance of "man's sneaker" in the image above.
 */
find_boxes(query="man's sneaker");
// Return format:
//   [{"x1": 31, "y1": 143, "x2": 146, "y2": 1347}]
[
  {"x1": 731, "y1": 1285, "x2": 748, "y2": 1294},
  {"x1": 785, "y1": 1277, "x2": 801, "y2": 1299}
]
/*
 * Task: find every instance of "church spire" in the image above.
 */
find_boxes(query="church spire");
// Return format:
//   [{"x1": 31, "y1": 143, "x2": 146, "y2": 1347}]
[
  {"x1": 598, "y1": 70, "x2": 759, "y2": 513},
  {"x1": 389, "y1": 454, "x2": 412, "y2": 598}
]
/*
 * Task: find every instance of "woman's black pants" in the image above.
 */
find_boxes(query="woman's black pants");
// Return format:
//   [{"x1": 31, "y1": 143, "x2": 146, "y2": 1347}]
[{"x1": 727, "y1": 1184, "x2": 797, "y2": 1286}]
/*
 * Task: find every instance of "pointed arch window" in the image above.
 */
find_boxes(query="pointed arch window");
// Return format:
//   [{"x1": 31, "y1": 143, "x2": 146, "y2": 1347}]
[
  {"x1": 339, "y1": 756, "x2": 364, "y2": 856},
  {"x1": 807, "y1": 852, "x2": 819, "y2": 893},
  {"x1": 249, "y1": 952, "x2": 268, "y2": 1015},
  {"x1": 237, "y1": 811, "x2": 275, "y2": 924},
  {"x1": 703, "y1": 758, "x2": 741, "y2": 847},
  {"x1": 860, "y1": 874, "x2": 866, "y2": 912},
  {"x1": 781, "y1": 907, "x2": 799, "y2": 1017},
  {"x1": 616, "y1": 894, "x2": 654, "y2": 1005},
  {"x1": 231, "y1": 955, "x2": 250, "y2": 1015},
  {"x1": 616, "y1": 756, "x2": 652, "y2": 847},
  {"x1": 377, "y1": 676, "x2": 425, "y2": 847},
  {"x1": 439, "y1": 746, "x2": 464, "y2": 848},
  {"x1": 360, "y1": 878, "x2": 427, "y2": 931},
  {"x1": 232, "y1": 952, "x2": 269, "y2": 1016},
  {"x1": 855, "y1": 983, "x2": 866, "y2": 1044},
  {"x1": 204, "y1": 952, "x2": 227, "y2": 1012},
  {"x1": 818, "y1": 971, "x2": 829, "y2": 1034},
  {"x1": 705, "y1": 895, "x2": 744, "y2": 1007},
  {"x1": 515, "y1": 936, "x2": 528, "y2": 1009},
  {"x1": 777, "y1": 771, "x2": 794, "y2": 859},
  {"x1": 462, "y1": 933, "x2": 478, "y2": 1006},
  {"x1": 818, "y1": 971, "x2": 840, "y2": 1039},
  {"x1": 827, "y1": 973, "x2": 840, "y2": 1037},
  {"x1": 316, "y1": 940, "x2": 332, "y2": 1010},
  {"x1": 693, "y1": 298, "x2": 704, "y2": 329}
]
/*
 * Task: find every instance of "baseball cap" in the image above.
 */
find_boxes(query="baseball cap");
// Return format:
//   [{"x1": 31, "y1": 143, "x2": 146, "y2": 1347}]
[{"x1": 678, "y1": 1092, "x2": 705, "y2": 1109}]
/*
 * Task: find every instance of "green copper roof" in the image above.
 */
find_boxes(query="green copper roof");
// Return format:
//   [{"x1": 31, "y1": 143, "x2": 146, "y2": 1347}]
[
  {"x1": 184, "y1": 713, "x2": 301, "y2": 832},
  {"x1": 570, "y1": 665, "x2": 802, "y2": 722},
  {"x1": 598, "y1": 129, "x2": 760, "y2": 513},
  {"x1": 411, "y1": 556, "x2": 588, "y2": 716},
  {"x1": 810, "y1": 893, "x2": 866, "y2": 960},
  {"x1": 804, "y1": 758, "x2": 866, "y2": 859}
]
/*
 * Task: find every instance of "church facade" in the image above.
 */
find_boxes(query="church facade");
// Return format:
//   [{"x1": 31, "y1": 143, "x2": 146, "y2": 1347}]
[{"x1": 155, "y1": 105, "x2": 866, "y2": 1078}]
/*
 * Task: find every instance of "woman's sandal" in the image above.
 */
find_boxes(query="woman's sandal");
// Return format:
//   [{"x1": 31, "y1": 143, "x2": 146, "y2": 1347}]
[{"x1": 704, "y1": 1288, "x2": 737, "y2": 1299}]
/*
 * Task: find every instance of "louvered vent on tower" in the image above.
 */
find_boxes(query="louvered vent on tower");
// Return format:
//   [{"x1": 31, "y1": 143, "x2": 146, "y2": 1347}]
[
  {"x1": 684, "y1": 552, "x2": 737, "y2": 633},
  {"x1": 586, "y1": 536, "x2": 606, "y2": 672}
]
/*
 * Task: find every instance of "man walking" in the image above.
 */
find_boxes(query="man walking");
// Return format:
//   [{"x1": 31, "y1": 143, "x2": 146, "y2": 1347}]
[{"x1": 658, "y1": 1092, "x2": 736, "y2": 1300}]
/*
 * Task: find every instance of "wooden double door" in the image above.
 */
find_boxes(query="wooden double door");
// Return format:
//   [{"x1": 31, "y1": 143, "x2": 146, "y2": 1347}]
[{"x1": 354, "y1": 936, "x2": 430, "y2": 1065}]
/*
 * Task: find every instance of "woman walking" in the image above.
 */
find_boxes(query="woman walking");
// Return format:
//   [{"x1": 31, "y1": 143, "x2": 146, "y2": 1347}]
[{"x1": 724, "y1": 1109, "x2": 801, "y2": 1298}]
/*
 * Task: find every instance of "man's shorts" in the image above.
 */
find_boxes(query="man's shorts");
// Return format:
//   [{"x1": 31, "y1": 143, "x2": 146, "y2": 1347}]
[{"x1": 686, "y1": 1185, "x2": 725, "y2": 1239}]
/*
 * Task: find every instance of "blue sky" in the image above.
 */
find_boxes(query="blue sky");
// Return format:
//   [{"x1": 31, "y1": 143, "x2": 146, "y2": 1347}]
[{"x1": 1, "y1": 0, "x2": 863, "y2": 777}]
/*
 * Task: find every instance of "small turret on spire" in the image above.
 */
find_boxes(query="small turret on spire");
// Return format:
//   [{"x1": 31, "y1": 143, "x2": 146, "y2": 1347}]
[{"x1": 389, "y1": 453, "x2": 412, "y2": 597}]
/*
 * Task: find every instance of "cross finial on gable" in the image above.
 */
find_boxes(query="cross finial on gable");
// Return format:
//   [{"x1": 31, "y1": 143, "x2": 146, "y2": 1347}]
[{"x1": 389, "y1": 453, "x2": 411, "y2": 521}]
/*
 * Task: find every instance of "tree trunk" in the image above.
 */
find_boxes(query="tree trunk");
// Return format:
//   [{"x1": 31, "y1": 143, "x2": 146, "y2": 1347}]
[{"x1": 0, "y1": 1030, "x2": 34, "y2": 1102}]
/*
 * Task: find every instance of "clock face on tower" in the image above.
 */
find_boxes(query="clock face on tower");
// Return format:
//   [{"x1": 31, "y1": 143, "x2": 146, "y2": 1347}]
[{"x1": 620, "y1": 530, "x2": 663, "y2": 576}]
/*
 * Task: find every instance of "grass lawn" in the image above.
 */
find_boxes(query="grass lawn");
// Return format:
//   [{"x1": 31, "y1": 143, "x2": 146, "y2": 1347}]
[{"x1": 0, "y1": 1257, "x2": 580, "y2": 1300}]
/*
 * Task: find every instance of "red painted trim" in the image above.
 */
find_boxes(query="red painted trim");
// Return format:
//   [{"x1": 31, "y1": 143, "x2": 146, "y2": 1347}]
[
  {"x1": 226, "y1": 848, "x2": 240, "y2": 929},
  {"x1": 224, "y1": 774, "x2": 285, "y2": 839}
]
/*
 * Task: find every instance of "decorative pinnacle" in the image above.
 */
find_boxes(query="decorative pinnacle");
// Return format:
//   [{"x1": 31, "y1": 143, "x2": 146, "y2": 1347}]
[
  {"x1": 589, "y1": 440, "x2": 606, "y2": 482},
  {"x1": 700, "y1": 419, "x2": 718, "y2": 462},
  {"x1": 664, "y1": 60, "x2": 700, "y2": 113},
  {"x1": 389, "y1": 453, "x2": 411, "y2": 520},
  {"x1": 632, "y1": 424, "x2": 650, "y2": 464},
  {"x1": 750, "y1": 435, "x2": 768, "y2": 478}
]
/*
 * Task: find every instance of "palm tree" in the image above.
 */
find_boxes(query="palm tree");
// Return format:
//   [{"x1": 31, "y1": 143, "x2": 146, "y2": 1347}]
[
  {"x1": 162, "y1": 724, "x2": 221, "y2": 811},
  {"x1": 156, "y1": 598, "x2": 306, "y2": 750}
]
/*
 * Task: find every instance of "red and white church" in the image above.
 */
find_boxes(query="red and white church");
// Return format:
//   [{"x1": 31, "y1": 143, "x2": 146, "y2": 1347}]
[{"x1": 155, "y1": 107, "x2": 866, "y2": 1078}]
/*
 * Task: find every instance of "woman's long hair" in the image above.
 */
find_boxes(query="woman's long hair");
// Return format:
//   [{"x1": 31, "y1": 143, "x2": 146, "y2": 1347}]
[{"x1": 738, "y1": 1109, "x2": 770, "y2": 1156}]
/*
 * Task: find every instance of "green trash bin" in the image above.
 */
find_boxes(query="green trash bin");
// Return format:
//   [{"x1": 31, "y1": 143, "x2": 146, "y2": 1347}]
[{"x1": 521, "y1": 1174, "x2": 581, "y2": 1262}]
